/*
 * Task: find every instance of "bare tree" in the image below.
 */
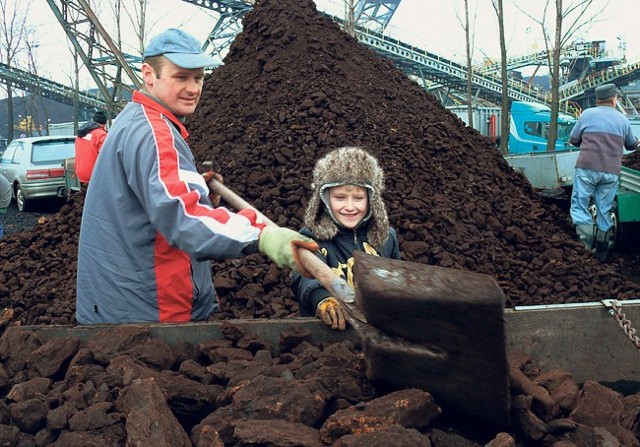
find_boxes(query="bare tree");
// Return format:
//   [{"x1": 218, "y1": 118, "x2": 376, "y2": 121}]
[
  {"x1": 517, "y1": 0, "x2": 608, "y2": 152},
  {"x1": 121, "y1": 0, "x2": 151, "y2": 56},
  {"x1": 548, "y1": 0, "x2": 563, "y2": 152},
  {"x1": 343, "y1": 0, "x2": 357, "y2": 37},
  {"x1": 490, "y1": 0, "x2": 509, "y2": 155},
  {"x1": 70, "y1": 45, "x2": 81, "y2": 134},
  {"x1": 0, "y1": 0, "x2": 28, "y2": 141},
  {"x1": 456, "y1": 0, "x2": 476, "y2": 128}
]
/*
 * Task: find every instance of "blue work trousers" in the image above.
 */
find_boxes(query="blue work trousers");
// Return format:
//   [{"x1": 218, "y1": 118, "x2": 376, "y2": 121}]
[{"x1": 570, "y1": 168, "x2": 618, "y2": 232}]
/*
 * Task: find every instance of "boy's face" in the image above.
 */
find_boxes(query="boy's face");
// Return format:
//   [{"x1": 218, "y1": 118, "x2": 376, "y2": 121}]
[
  {"x1": 328, "y1": 184, "x2": 368, "y2": 229},
  {"x1": 142, "y1": 59, "x2": 205, "y2": 117}
]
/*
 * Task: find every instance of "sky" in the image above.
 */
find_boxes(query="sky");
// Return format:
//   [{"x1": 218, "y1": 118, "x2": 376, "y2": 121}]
[{"x1": 12, "y1": 0, "x2": 640, "y2": 92}]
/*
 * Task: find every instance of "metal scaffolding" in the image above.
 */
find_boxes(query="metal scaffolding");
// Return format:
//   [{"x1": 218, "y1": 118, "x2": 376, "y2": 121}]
[{"x1": 8, "y1": 0, "x2": 640, "y2": 114}]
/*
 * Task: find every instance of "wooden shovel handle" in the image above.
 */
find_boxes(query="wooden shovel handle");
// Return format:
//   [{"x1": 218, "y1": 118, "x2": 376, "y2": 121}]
[
  {"x1": 204, "y1": 175, "x2": 275, "y2": 226},
  {"x1": 205, "y1": 175, "x2": 365, "y2": 322}
]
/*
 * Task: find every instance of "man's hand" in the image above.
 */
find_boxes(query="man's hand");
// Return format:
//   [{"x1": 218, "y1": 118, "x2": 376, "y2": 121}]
[
  {"x1": 202, "y1": 169, "x2": 223, "y2": 207},
  {"x1": 258, "y1": 227, "x2": 319, "y2": 276},
  {"x1": 316, "y1": 297, "x2": 347, "y2": 330}
]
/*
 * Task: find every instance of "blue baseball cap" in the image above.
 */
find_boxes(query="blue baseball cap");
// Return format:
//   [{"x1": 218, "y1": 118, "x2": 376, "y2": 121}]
[{"x1": 143, "y1": 28, "x2": 217, "y2": 69}]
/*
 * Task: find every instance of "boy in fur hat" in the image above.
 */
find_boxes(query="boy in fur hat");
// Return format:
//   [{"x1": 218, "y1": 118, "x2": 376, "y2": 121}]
[{"x1": 292, "y1": 147, "x2": 401, "y2": 330}]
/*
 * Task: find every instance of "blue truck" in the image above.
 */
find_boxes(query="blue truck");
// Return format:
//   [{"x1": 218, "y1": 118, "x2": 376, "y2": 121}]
[{"x1": 448, "y1": 101, "x2": 579, "y2": 192}]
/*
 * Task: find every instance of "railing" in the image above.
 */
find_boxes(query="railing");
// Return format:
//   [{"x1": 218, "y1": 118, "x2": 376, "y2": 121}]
[
  {"x1": 559, "y1": 57, "x2": 640, "y2": 101},
  {"x1": 354, "y1": 26, "x2": 552, "y2": 104},
  {"x1": 476, "y1": 50, "x2": 549, "y2": 74},
  {"x1": 0, "y1": 62, "x2": 106, "y2": 109}
]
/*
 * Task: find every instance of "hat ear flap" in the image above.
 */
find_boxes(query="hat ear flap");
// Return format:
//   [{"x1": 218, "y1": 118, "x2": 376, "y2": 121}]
[{"x1": 304, "y1": 189, "x2": 339, "y2": 241}]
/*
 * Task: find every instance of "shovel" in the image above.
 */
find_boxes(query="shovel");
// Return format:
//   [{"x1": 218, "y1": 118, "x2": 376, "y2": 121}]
[{"x1": 203, "y1": 167, "x2": 510, "y2": 427}]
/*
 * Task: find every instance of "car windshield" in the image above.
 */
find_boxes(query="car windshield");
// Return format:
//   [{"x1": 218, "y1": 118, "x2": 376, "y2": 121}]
[{"x1": 31, "y1": 141, "x2": 75, "y2": 165}]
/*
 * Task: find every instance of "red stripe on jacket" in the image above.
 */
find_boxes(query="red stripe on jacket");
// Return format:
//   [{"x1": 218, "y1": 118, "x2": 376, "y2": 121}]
[
  {"x1": 155, "y1": 232, "x2": 193, "y2": 322},
  {"x1": 138, "y1": 100, "x2": 194, "y2": 322}
]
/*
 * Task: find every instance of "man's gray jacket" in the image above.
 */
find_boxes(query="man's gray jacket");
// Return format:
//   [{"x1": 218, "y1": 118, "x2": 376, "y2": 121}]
[{"x1": 77, "y1": 91, "x2": 264, "y2": 324}]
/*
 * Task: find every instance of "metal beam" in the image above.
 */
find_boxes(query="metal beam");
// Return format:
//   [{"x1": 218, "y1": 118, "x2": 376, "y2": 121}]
[
  {"x1": 355, "y1": 0, "x2": 401, "y2": 32},
  {"x1": 45, "y1": 0, "x2": 115, "y2": 108},
  {"x1": 180, "y1": 0, "x2": 253, "y2": 60},
  {"x1": 0, "y1": 62, "x2": 106, "y2": 110},
  {"x1": 76, "y1": 0, "x2": 142, "y2": 90},
  {"x1": 45, "y1": 0, "x2": 141, "y2": 114}
]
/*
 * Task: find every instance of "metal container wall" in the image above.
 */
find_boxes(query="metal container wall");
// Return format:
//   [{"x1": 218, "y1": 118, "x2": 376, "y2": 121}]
[{"x1": 446, "y1": 105, "x2": 502, "y2": 139}]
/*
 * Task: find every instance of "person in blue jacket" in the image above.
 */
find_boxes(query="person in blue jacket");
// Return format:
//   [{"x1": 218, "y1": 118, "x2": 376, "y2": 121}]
[
  {"x1": 77, "y1": 28, "x2": 316, "y2": 324},
  {"x1": 569, "y1": 83, "x2": 638, "y2": 262},
  {"x1": 291, "y1": 147, "x2": 401, "y2": 330}
]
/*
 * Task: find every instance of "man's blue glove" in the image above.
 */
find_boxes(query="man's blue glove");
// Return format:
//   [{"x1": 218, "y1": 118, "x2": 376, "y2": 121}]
[{"x1": 258, "y1": 226, "x2": 319, "y2": 277}]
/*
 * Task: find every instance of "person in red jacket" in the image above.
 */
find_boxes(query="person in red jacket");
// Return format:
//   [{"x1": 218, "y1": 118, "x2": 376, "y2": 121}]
[{"x1": 75, "y1": 110, "x2": 108, "y2": 183}]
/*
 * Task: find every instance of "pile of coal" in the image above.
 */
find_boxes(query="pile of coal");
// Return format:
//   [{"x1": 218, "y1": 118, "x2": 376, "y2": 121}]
[
  {"x1": 187, "y1": 0, "x2": 640, "y2": 314},
  {"x1": 0, "y1": 324, "x2": 637, "y2": 446}
]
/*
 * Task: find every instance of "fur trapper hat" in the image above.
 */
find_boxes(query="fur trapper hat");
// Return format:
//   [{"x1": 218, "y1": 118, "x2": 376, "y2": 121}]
[{"x1": 304, "y1": 147, "x2": 390, "y2": 248}]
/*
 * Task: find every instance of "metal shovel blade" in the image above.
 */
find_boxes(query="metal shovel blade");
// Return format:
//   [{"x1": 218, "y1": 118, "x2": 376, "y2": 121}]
[{"x1": 352, "y1": 251, "x2": 510, "y2": 427}]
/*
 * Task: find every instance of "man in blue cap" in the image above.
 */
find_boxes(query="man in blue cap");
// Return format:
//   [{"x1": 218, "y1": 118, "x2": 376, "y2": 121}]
[
  {"x1": 569, "y1": 83, "x2": 639, "y2": 262},
  {"x1": 77, "y1": 28, "x2": 317, "y2": 324}
]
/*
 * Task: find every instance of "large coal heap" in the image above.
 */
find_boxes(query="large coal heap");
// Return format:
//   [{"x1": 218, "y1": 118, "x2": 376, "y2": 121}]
[
  {"x1": 0, "y1": 0, "x2": 638, "y2": 327},
  {"x1": 187, "y1": 0, "x2": 639, "y2": 306}
]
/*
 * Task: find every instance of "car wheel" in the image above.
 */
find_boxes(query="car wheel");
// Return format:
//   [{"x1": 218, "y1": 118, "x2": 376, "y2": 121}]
[{"x1": 15, "y1": 185, "x2": 29, "y2": 212}]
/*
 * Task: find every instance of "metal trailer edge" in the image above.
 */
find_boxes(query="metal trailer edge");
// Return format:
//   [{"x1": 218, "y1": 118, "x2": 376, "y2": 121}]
[{"x1": 20, "y1": 299, "x2": 640, "y2": 394}]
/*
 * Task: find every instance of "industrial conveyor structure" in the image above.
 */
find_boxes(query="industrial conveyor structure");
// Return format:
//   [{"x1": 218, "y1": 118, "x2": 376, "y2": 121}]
[
  {"x1": 44, "y1": 0, "x2": 142, "y2": 115},
  {"x1": 184, "y1": 0, "x2": 404, "y2": 61},
  {"x1": 0, "y1": 62, "x2": 105, "y2": 111},
  {"x1": 476, "y1": 50, "x2": 551, "y2": 75},
  {"x1": 12, "y1": 0, "x2": 640, "y2": 114},
  {"x1": 475, "y1": 43, "x2": 640, "y2": 112},
  {"x1": 350, "y1": 25, "x2": 549, "y2": 106},
  {"x1": 559, "y1": 57, "x2": 640, "y2": 107}
]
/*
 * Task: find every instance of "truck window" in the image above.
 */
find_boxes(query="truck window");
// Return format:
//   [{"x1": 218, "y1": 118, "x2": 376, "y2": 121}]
[
  {"x1": 524, "y1": 121, "x2": 546, "y2": 138},
  {"x1": 557, "y1": 122, "x2": 574, "y2": 142}
]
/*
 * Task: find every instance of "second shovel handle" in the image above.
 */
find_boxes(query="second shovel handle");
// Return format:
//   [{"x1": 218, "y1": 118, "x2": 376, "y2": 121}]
[{"x1": 205, "y1": 176, "x2": 275, "y2": 226}]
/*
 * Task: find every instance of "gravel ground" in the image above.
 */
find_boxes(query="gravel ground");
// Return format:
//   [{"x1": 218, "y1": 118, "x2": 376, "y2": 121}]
[{"x1": 2, "y1": 198, "x2": 67, "y2": 236}]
